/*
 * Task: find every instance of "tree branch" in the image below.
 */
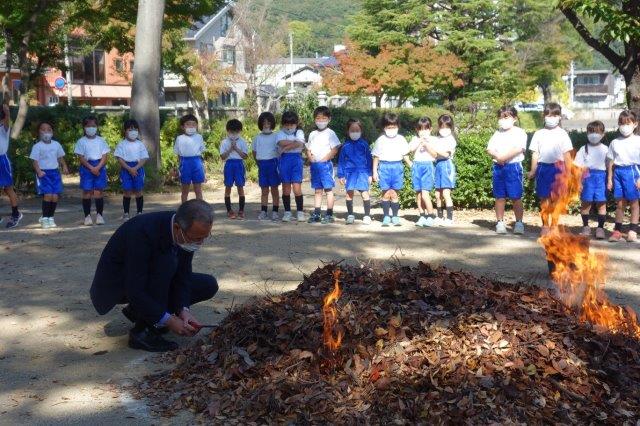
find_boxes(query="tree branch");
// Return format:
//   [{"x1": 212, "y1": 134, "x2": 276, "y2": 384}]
[{"x1": 559, "y1": 7, "x2": 624, "y2": 71}]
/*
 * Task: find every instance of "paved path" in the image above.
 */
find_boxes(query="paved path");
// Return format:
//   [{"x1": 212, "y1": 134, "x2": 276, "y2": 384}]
[{"x1": 1, "y1": 183, "x2": 638, "y2": 424}]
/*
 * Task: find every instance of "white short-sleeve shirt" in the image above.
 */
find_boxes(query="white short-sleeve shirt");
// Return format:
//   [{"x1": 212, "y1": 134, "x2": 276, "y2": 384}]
[
  {"x1": 174, "y1": 133, "x2": 205, "y2": 157},
  {"x1": 306, "y1": 128, "x2": 341, "y2": 161},
  {"x1": 252, "y1": 132, "x2": 279, "y2": 160},
  {"x1": 408, "y1": 136, "x2": 436, "y2": 162},
  {"x1": 275, "y1": 129, "x2": 305, "y2": 154},
  {"x1": 29, "y1": 140, "x2": 65, "y2": 170},
  {"x1": 574, "y1": 144, "x2": 609, "y2": 171},
  {"x1": 74, "y1": 136, "x2": 110, "y2": 161},
  {"x1": 114, "y1": 139, "x2": 150, "y2": 162},
  {"x1": 371, "y1": 134, "x2": 410, "y2": 162},
  {"x1": 220, "y1": 137, "x2": 249, "y2": 160},
  {"x1": 486, "y1": 127, "x2": 528, "y2": 163},
  {"x1": 432, "y1": 134, "x2": 457, "y2": 159},
  {"x1": 529, "y1": 127, "x2": 573, "y2": 163},
  {"x1": 0, "y1": 125, "x2": 10, "y2": 156},
  {"x1": 606, "y1": 135, "x2": 640, "y2": 166}
]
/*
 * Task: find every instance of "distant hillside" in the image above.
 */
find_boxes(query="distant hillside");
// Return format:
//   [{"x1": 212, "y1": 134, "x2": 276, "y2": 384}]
[{"x1": 268, "y1": 0, "x2": 361, "y2": 56}]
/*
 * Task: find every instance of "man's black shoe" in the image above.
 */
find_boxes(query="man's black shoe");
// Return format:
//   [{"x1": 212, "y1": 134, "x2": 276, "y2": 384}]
[
  {"x1": 128, "y1": 325, "x2": 178, "y2": 352},
  {"x1": 122, "y1": 305, "x2": 136, "y2": 323}
]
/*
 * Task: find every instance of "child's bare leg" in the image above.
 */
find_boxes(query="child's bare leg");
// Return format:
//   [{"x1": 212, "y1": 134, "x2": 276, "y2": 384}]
[
  {"x1": 314, "y1": 189, "x2": 323, "y2": 209},
  {"x1": 270, "y1": 186, "x2": 279, "y2": 208},
  {"x1": 181, "y1": 184, "x2": 190, "y2": 203},
  {"x1": 389, "y1": 189, "x2": 398, "y2": 203},
  {"x1": 422, "y1": 190, "x2": 434, "y2": 215},
  {"x1": 292, "y1": 183, "x2": 302, "y2": 197},
  {"x1": 326, "y1": 189, "x2": 334, "y2": 210},
  {"x1": 261, "y1": 187, "x2": 269, "y2": 206},
  {"x1": 615, "y1": 199, "x2": 625, "y2": 225},
  {"x1": 631, "y1": 200, "x2": 639, "y2": 227},
  {"x1": 4, "y1": 186, "x2": 18, "y2": 208},
  {"x1": 416, "y1": 192, "x2": 424, "y2": 215},
  {"x1": 346, "y1": 190, "x2": 354, "y2": 202},
  {"x1": 540, "y1": 198, "x2": 551, "y2": 227},
  {"x1": 282, "y1": 183, "x2": 291, "y2": 197},
  {"x1": 513, "y1": 199, "x2": 524, "y2": 223},
  {"x1": 495, "y1": 198, "x2": 506, "y2": 221},
  {"x1": 193, "y1": 183, "x2": 203, "y2": 200},
  {"x1": 292, "y1": 183, "x2": 303, "y2": 213}
]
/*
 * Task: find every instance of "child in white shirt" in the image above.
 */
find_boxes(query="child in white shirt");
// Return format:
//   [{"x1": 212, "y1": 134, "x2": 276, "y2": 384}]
[
  {"x1": 425, "y1": 114, "x2": 457, "y2": 226},
  {"x1": 114, "y1": 119, "x2": 149, "y2": 220},
  {"x1": 486, "y1": 106, "x2": 527, "y2": 235},
  {"x1": 0, "y1": 102, "x2": 23, "y2": 228},
  {"x1": 74, "y1": 115, "x2": 110, "y2": 226},
  {"x1": 276, "y1": 111, "x2": 306, "y2": 222},
  {"x1": 527, "y1": 102, "x2": 574, "y2": 235},
  {"x1": 606, "y1": 110, "x2": 640, "y2": 243},
  {"x1": 372, "y1": 112, "x2": 411, "y2": 226},
  {"x1": 175, "y1": 114, "x2": 206, "y2": 203},
  {"x1": 574, "y1": 120, "x2": 608, "y2": 240},
  {"x1": 29, "y1": 121, "x2": 69, "y2": 229},
  {"x1": 220, "y1": 119, "x2": 249, "y2": 219},
  {"x1": 407, "y1": 117, "x2": 436, "y2": 227},
  {"x1": 306, "y1": 106, "x2": 341, "y2": 224},
  {"x1": 252, "y1": 112, "x2": 280, "y2": 221}
]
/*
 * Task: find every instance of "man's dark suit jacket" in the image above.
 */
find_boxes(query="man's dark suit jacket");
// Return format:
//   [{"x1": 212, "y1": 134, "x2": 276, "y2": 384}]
[{"x1": 90, "y1": 211, "x2": 194, "y2": 325}]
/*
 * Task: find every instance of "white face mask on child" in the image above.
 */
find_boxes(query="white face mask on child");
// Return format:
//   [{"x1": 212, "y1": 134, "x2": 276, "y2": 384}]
[
  {"x1": 587, "y1": 133, "x2": 603, "y2": 145},
  {"x1": 439, "y1": 128, "x2": 452, "y2": 137},
  {"x1": 349, "y1": 131, "x2": 361, "y2": 141},
  {"x1": 41, "y1": 132, "x2": 53, "y2": 142},
  {"x1": 619, "y1": 124, "x2": 636, "y2": 137},
  {"x1": 185, "y1": 127, "x2": 197, "y2": 136},
  {"x1": 85, "y1": 127, "x2": 98, "y2": 137},
  {"x1": 385, "y1": 128, "x2": 399, "y2": 138},
  {"x1": 228, "y1": 133, "x2": 240, "y2": 141},
  {"x1": 498, "y1": 118, "x2": 514, "y2": 130},
  {"x1": 418, "y1": 130, "x2": 430, "y2": 139},
  {"x1": 545, "y1": 116, "x2": 561, "y2": 128},
  {"x1": 315, "y1": 120, "x2": 329, "y2": 130},
  {"x1": 127, "y1": 130, "x2": 139, "y2": 140},
  {"x1": 284, "y1": 128, "x2": 296, "y2": 135}
]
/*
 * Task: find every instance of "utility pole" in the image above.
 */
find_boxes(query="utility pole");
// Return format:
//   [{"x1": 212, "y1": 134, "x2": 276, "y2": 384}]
[
  {"x1": 64, "y1": 35, "x2": 73, "y2": 106},
  {"x1": 287, "y1": 32, "x2": 295, "y2": 100},
  {"x1": 569, "y1": 61, "x2": 575, "y2": 107}
]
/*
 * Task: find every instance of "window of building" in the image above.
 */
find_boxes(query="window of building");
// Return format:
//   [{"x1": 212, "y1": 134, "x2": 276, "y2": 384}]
[
  {"x1": 72, "y1": 50, "x2": 106, "y2": 84},
  {"x1": 112, "y1": 99, "x2": 128, "y2": 106},
  {"x1": 114, "y1": 58, "x2": 124, "y2": 72},
  {"x1": 165, "y1": 92, "x2": 177, "y2": 102},
  {"x1": 222, "y1": 46, "x2": 236, "y2": 65},
  {"x1": 577, "y1": 75, "x2": 602, "y2": 86}
]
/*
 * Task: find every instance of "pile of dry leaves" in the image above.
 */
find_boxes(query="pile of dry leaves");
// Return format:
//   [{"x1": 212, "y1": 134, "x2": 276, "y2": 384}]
[{"x1": 134, "y1": 263, "x2": 640, "y2": 424}]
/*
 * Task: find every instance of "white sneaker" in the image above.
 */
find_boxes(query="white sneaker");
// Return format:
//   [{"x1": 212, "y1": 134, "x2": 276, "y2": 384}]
[
  {"x1": 442, "y1": 218, "x2": 454, "y2": 227},
  {"x1": 121, "y1": 213, "x2": 130, "y2": 221},
  {"x1": 580, "y1": 226, "x2": 591, "y2": 237},
  {"x1": 513, "y1": 222, "x2": 525, "y2": 235},
  {"x1": 95, "y1": 214, "x2": 105, "y2": 225},
  {"x1": 258, "y1": 211, "x2": 268, "y2": 221},
  {"x1": 48, "y1": 218, "x2": 57, "y2": 228},
  {"x1": 271, "y1": 211, "x2": 280, "y2": 221},
  {"x1": 416, "y1": 216, "x2": 427, "y2": 227},
  {"x1": 496, "y1": 221, "x2": 507, "y2": 234},
  {"x1": 296, "y1": 211, "x2": 305, "y2": 222},
  {"x1": 84, "y1": 215, "x2": 94, "y2": 226},
  {"x1": 41, "y1": 217, "x2": 50, "y2": 229},
  {"x1": 423, "y1": 216, "x2": 436, "y2": 227},
  {"x1": 433, "y1": 217, "x2": 444, "y2": 227},
  {"x1": 362, "y1": 215, "x2": 372, "y2": 225},
  {"x1": 38, "y1": 216, "x2": 45, "y2": 224},
  {"x1": 282, "y1": 211, "x2": 292, "y2": 222},
  {"x1": 346, "y1": 214, "x2": 355, "y2": 225}
]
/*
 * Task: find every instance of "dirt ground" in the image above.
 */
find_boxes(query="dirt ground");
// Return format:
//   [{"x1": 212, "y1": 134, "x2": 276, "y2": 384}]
[{"x1": 0, "y1": 178, "x2": 639, "y2": 425}]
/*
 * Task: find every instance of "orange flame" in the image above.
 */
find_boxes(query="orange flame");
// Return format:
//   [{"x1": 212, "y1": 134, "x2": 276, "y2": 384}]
[
  {"x1": 322, "y1": 269, "x2": 343, "y2": 352},
  {"x1": 539, "y1": 162, "x2": 640, "y2": 337}
]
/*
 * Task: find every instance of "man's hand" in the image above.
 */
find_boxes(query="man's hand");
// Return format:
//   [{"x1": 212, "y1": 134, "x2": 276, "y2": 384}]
[
  {"x1": 166, "y1": 314, "x2": 197, "y2": 336},
  {"x1": 179, "y1": 309, "x2": 202, "y2": 329}
]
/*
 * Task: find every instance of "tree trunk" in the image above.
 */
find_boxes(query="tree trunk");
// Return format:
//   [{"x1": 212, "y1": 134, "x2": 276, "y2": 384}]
[
  {"x1": 1, "y1": 30, "x2": 12, "y2": 103},
  {"x1": 625, "y1": 65, "x2": 640, "y2": 111},
  {"x1": 540, "y1": 84, "x2": 552, "y2": 105},
  {"x1": 131, "y1": 0, "x2": 166, "y2": 189}
]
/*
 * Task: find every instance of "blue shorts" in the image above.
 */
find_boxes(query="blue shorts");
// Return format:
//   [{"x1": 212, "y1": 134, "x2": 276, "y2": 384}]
[
  {"x1": 492, "y1": 162, "x2": 523, "y2": 199},
  {"x1": 279, "y1": 153, "x2": 303, "y2": 184},
  {"x1": 224, "y1": 159, "x2": 245, "y2": 187},
  {"x1": 412, "y1": 161, "x2": 434, "y2": 191},
  {"x1": 258, "y1": 159, "x2": 280, "y2": 187},
  {"x1": 535, "y1": 162, "x2": 562, "y2": 198},
  {"x1": 120, "y1": 161, "x2": 145, "y2": 192},
  {"x1": 310, "y1": 161, "x2": 335, "y2": 190},
  {"x1": 378, "y1": 161, "x2": 404, "y2": 191},
  {"x1": 179, "y1": 156, "x2": 205, "y2": 185},
  {"x1": 613, "y1": 165, "x2": 640, "y2": 201},
  {"x1": 80, "y1": 159, "x2": 107, "y2": 191},
  {"x1": 343, "y1": 169, "x2": 370, "y2": 191},
  {"x1": 434, "y1": 159, "x2": 456, "y2": 189},
  {"x1": 0, "y1": 154, "x2": 13, "y2": 187},
  {"x1": 581, "y1": 169, "x2": 607, "y2": 202},
  {"x1": 37, "y1": 169, "x2": 63, "y2": 195}
]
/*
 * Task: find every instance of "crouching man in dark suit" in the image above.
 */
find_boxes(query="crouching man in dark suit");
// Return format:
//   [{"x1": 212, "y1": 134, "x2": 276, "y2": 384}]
[{"x1": 90, "y1": 199, "x2": 218, "y2": 352}]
